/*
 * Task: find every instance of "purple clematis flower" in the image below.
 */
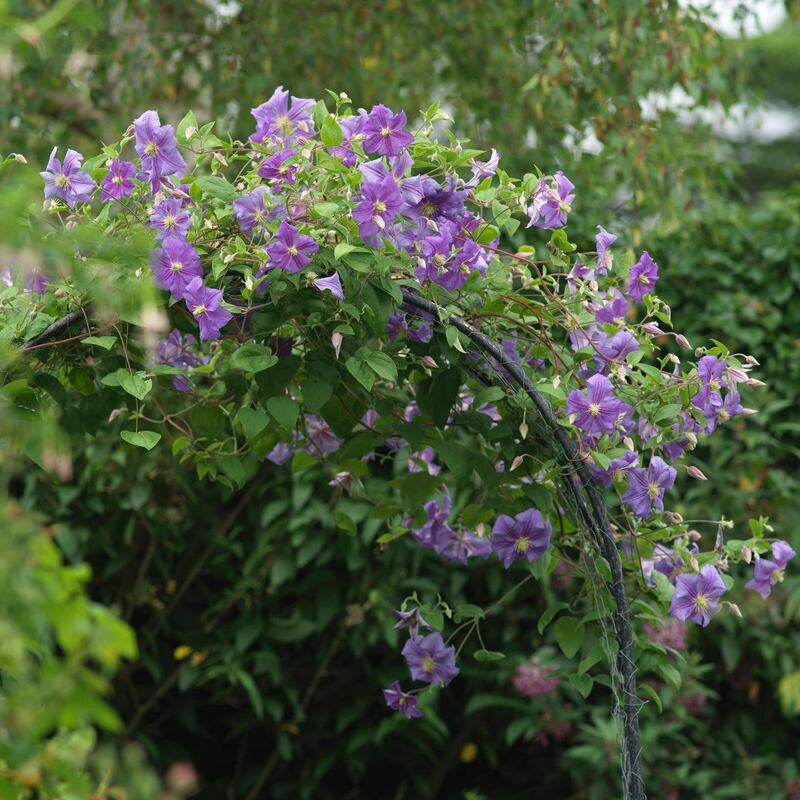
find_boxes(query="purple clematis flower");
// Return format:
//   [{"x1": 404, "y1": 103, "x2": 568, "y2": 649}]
[
  {"x1": 626, "y1": 251, "x2": 659, "y2": 302},
  {"x1": 407, "y1": 494, "x2": 457, "y2": 555},
  {"x1": 703, "y1": 390, "x2": 743, "y2": 433},
  {"x1": 383, "y1": 681, "x2": 423, "y2": 718},
  {"x1": 566, "y1": 258, "x2": 596, "y2": 292},
  {"x1": 257, "y1": 147, "x2": 298, "y2": 185},
  {"x1": 266, "y1": 221, "x2": 319, "y2": 273},
  {"x1": 590, "y1": 449, "x2": 639, "y2": 488},
  {"x1": 233, "y1": 186, "x2": 272, "y2": 237},
  {"x1": 402, "y1": 176, "x2": 466, "y2": 225},
  {"x1": 362, "y1": 104, "x2": 414, "y2": 156},
  {"x1": 402, "y1": 633, "x2": 459, "y2": 686},
  {"x1": 313, "y1": 272, "x2": 344, "y2": 300},
  {"x1": 387, "y1": 313, "x2": 433, "y2": 344},
  {"x1": 692, "y1": 355, "x2": 727, "y2": 413},
  {"x1": 359, "y1": 151, "x2": 412, "y2": 187},
  {"x1": 182, "y1": 276, "x2": 233, "y2": 340},
  {"x1": 155, "y1": 329, "x2": 206, "y2": 391},
  {"x1": 745, "y1": 541, "x2": 795, "y2": 598},
  {"x1": 465, "y1": 148, "x2": 500, "y2": 188},
  {"x1": 526, "y1": 171, "x2": 574, "y2": 229},
  {"x1": 621, "y1": 456, "x2": 677, "y2": 518},
  {"x1": 669, "y1": 564, "x2": 727, "y2": 627},
  {"x1": 595, "y1": 330, "x2": 640, "y2": 368},
  {"x1": 23, "y1": 268, "x2": 50, "y2": 295},
  {"x1": 250, "y1": 86, "x2": 315, "y2": 144},
  {"x1": 266, "y1": 442, "x2": 294, "y2": 465},
  {"x1": 408, "y1": 447, "x2": 440, "y2": 476},
  {"x1": 353, "y1": 175, "x2": 404, "y2": 237},
  {"x1": 303, "y1": 414, "x2": 342, "y2": 456},
  {"x1": 149, "y1": 199, "x2": 192, "y2": 241},
  {"x1": 595, "y1": 226, "x2": 618, "y2": 275},
  {"x1": 440, "y1": 530, "x2": 493, "y2": 565},
  {"x1": 491, "y1": 509, "x2": 552, "y2": 568},
  {"x1": 566, "y1": 374, "x2": 633, "y2": 437},
  {"x1": 133, "y1": 110, "x2": 186, "y2": 187},
  {"x1": 595, "y1": 289, "x2": 629, "y2": 326},
  {"x1": 101, "y1": 159, "x2": 136, "y2": 202},
  {"x1": 41, "y1": 147, "x2": 96, "y2": 208},
  {"x1": 393, "y1": 608, "x2": 430, "y2": 638},
  {"x1": 151, "y1": 237, "x2": 203, "y2": 299}
]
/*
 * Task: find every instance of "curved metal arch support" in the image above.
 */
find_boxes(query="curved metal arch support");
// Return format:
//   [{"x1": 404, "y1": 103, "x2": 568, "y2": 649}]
[{"x1": 401, "y1": 288, "x2": 645, "y2": 800}]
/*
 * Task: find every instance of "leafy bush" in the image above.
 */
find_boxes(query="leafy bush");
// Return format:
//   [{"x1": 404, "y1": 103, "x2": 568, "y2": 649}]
[{"x1": 1, "y1": 83, "x2": 789, "y2": 800}]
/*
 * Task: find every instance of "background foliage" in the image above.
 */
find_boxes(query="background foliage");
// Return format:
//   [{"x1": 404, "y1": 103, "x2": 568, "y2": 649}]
[{"x1": 2, "y1": 2, "x2": 799, "y2": 799}]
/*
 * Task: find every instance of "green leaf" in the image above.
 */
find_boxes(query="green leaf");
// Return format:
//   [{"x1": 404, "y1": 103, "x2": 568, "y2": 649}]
[
  {"x1": 117, "y1": 369, "x2": 151, "y2": 400},
  {"x1": 237, "y1": 407, "x2": 270, "y2": 441},
  {"x1": 578, "y1": 643, "x2": 605, "y2": 674},
  {"x1": 417, "y1": 367, "x2": 461, "y2": 427},
  {"x1": 177, "y1": 109, "x2": 199, "y2": 142},
  {"x1": 334, "y1": 242, "x2": 364, "y2": 260},
  {"x1": 320, "y1": 114, "x2": 343, "y2": 147},
  {"x1": 233, "y1": 670, "x2": 265, "y2": 719},
  {"x1": 455, "y1": 604, "x2": 486, "y2": 622},
  {"x1": 364, "y1": 351, "x2": 397, "y2": 382},
  {"x1": 554, "y1": 616, "x2": 585, "y2": 659},
  {"x1": 81, "y1": 335, "x2": 117, "y2": 350},
  {"x1": 640, "y1": 683, "x2": 663, "y2": 714},
  {"x1": 346, "y1": 353, "x2": 375, "y2": 391},
  {"x1": 658, "y1": 662, "x2": 682, "y2": 690},
  {"x1": 313, "y1": 202, "x2": 339, "y2": 218},
  {"x1": 397, "y1": 472, "x2": 442, "y2": 507},
  {"x1": 538, "y1": 604, "x2": 566, "y2": 635},
  {"x1": 474, "y1": 649, "x2": 505, "y2": 662},
  {"x1": 302, "y1": 379, "x2": 333, "y2": 412},
  {"x1": 230, "y1": 343, "x2": 278, "y2": 373},
  {"x1": 653, "y1": 403, "x2": 684, "y2": 424},
  {"x1": 196, "y1": 175, "x2": 236, "y2": 202},
  {"x1": 120, "y1": 430, "x2": 161, "y2": 450},
  {"x1": 568, "y1": 672, "x2": 593, "y2": 698},
  {"x1": 267, "y1": 396, "x2": 299, "y2": 430}
]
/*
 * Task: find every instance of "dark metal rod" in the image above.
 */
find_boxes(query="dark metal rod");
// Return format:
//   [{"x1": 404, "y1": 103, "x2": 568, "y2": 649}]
[
  {"x1": 19, "y1": 310, "x2": 86, "y2": 351},
  {"x1": 401, "y1": 288, "x2": 644, "y2": 800}
]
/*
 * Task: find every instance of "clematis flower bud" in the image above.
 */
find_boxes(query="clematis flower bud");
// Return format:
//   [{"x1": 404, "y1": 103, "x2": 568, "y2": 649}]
[
  {"x1": 331, "y1": 331, "x2": 343, "y2": 359},
  {"x1": 675, "y1": 334, "x2": 691, "y2": 349},
  {"x1": 686, "y1": 465, "x2": 707, "y2": 480}
]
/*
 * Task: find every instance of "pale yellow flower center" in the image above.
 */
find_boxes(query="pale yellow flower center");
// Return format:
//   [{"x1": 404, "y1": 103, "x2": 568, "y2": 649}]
[
  {"x1": 380, "y1": 126, "x2": 391, "y2": 137},
  {"x1": 163, "y1": 215, "x2": 176, "y2": 228},
  {"x1": 55, "y1": 174, "x2": 69, "y2": 187},
  {"x1": 422, "y1": 657, "x2": 435, "y2": 673},
  {"x1": 170, "y1": 261, "x2": 183, "y2": 272},
  {"x1": 287, "y1": 245, "x2": 299, "y2": 256},
  {"x1": 374, "y1": 200, "x2": 386, "y2": 213},
  {"x1": 647, "y1": 482, "x2": 661, "y2": 499},
  {"x1": 421, "y1": 201, "x2": 436, "y2": 217},
  {"x1": 514, "y1": 537, "x2": 531, "y2": 553},
  {"x1": 694, "y1": 593, "x2": 710, "y2": 611},
  {"x1": 193, "y1": 304, "x2": 206, "y2": 316},
  {"x1": 144, "y1": 142, "x2": 158, "y2": 156},
  {"x1": 589, "y1": 402, "x2": 601, "y2": 417},
  {"x1": 718, "y1": 409, "x2": 730, "y2": 422}
]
